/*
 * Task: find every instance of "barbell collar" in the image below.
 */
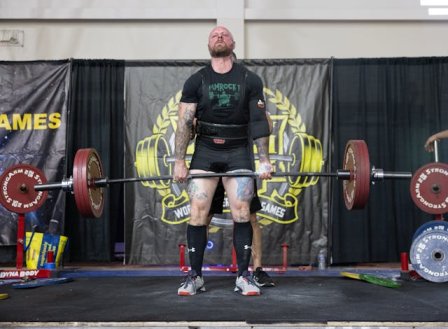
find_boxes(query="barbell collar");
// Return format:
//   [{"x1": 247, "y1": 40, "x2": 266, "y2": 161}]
[
  {"x1": 336, "y1": 170, "x2": 351, "y2": 180},
  {"x1": 34, "y1": 177, "x2": 72, "y2": 192},
  {"x1": 371, "y1": 168, "x2": 412, "y2": 181}
]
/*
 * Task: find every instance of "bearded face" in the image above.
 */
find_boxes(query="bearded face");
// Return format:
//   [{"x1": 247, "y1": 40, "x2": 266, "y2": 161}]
[
  {"x1": 208, "y1": 44, "x2": 233, "y2": 58},
  {"x1": 208, "y1": 27, "x2": 235, "y2": 58}
]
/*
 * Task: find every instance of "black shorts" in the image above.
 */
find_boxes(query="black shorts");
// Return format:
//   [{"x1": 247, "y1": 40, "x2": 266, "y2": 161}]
[
  {"x1": 209, "y1": 179, "x2": 262, "y2": 215},
  {"x1": 190, "y1": 144, "x2": 253, "y2": 172}
]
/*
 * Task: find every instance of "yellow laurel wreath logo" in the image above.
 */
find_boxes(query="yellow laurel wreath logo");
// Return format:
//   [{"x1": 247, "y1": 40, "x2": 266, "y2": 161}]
[
  {"x1": 152, "y1": 91, "x2": 182, "y2": 135},
  {"x1": 263, "y1": 88, "x2": 306, "y2": 134},
  {"x1": 262, "y1": 88, "x2": 306, "y2": 204},
  {"x1": 138, "y1": 91, "x2": 181, "y2": 199}
]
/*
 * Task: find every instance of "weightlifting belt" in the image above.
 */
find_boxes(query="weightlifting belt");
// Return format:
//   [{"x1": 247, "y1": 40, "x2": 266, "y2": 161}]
[{"x1": 196, "y1": 121, "x2": 248, "y2": 143}]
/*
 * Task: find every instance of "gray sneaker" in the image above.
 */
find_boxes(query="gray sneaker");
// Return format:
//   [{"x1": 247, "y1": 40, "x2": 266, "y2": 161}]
[
  {"x1": 178, "y1": 270, "x2": 205, "y2": 296},
  {"x1": 234, "y1": 271, "x2": 261, "y2": 296}
]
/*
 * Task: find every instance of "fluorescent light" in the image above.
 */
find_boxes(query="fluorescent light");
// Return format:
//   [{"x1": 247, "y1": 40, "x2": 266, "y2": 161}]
[
  {"x1": 428, "y1": 7, "x2": 448, "y2": 14},
  {"x1": 421, "y1": 0, "x2": 448, "y2": 5}
]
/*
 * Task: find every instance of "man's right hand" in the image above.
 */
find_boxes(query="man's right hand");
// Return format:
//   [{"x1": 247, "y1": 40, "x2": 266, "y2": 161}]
[{"x1": 173, "y1": 159, "x2": 189, "y2": 183}]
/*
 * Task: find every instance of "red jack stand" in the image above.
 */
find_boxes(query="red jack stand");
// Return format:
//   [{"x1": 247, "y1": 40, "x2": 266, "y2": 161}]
[{"x1": 399, "y1": 251, "x2": 423, "y2": 281}]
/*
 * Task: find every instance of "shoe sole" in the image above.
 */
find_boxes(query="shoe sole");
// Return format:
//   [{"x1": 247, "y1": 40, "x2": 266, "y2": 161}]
[
  {"x1": 242, "y1": 291, "x2": 261, "y2": 296},
  {"x1": 178, "y1": 291, "x2": 194, "y2": 296},
  {"x1": 178, "y1": 286, "x2": 205, "y2": 296}
]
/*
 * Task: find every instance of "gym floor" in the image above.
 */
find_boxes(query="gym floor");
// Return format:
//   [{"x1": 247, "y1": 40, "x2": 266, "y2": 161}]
[{"x1": 0, "y1": 263, "x2": 447, "y2": 329}]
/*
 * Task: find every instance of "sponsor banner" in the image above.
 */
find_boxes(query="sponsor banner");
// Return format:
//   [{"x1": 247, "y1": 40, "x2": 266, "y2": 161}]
[{"x1": 0, "y1": 61, "x2": 69, "y2": 245}]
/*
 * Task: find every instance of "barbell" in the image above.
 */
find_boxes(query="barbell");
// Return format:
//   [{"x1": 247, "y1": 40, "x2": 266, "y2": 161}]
[{"x1": 0, "y1": 139, "x2": 417, "y2": 218}]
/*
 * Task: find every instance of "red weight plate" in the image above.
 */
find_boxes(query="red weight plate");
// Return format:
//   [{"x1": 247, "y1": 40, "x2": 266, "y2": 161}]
[
  {"x1": 410, "y1": 162, "x2": 448, "y2": 215},
  {"x1": 73, "y1": 149, "x2": 105, "y2": 218},
  {"x1": 0, "y1": 164, "x2": 48, "y2": 214},
  {"x1": 342, "y1": 140, "x2": 371, "y2": 210},
  {"x1": 73, "y1": 149, "x2": 89, "y2": 217}
]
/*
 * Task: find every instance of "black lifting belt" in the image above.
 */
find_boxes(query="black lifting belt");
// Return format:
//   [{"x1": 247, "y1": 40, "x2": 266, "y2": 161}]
[{"x1": 196, "y1": 121, "x2": 248, "y2": 140}]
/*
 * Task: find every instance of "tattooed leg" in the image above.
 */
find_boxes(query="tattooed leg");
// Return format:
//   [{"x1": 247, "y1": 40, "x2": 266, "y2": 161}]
[
  {"x1": 187, "y1": 170, "x2": 219, "y2": 226},
  {"x1": 223, "y1": 172, "x2": 254, "y2": 275},
  {"x1": 223, "y1": 172, "x2": 254, "y2": 223}
]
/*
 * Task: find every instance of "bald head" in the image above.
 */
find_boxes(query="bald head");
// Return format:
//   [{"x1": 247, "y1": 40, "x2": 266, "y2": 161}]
[{"x1": 208, "y1": 26, "x2": 235, "y2": 58}]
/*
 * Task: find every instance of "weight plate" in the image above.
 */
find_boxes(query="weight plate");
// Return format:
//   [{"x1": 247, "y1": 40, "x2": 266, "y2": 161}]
[
  {"x1": 73, "y1": 148, "x2": 105, "y2": 218},
  {"x1": 309, "y1": 136, "x2": 324, "y2": 185},
  {"x1": 287, "y1": 133, "x2": 315, "y2": 188},
  {"x1": 0, "y1": 164, "x2": 48, "y2": 213},
  {"x1": 412, "y1": 220, "x2": 448, "y2": 242},
  {"x1": 287, "y1": 134, "x2": 306, "y2": 188},
  {"x1": 410, "y1": 162, "x2": 448, "y2": 215},
  {"x1": 342, "y1": 140, "x2": 371, "y2": 210},
  {"x1": 300, "y1": 134, "x2": 319, "y2": 187},
  {"x1": 135, "y1": 138, "x2": 151, "y2": 187},
  {"x1": 410, "y1": 230, "x2": 448, "y2": 282},
  {"x1": 134, "y1": 135, "x2": 171, "y2": 189}
]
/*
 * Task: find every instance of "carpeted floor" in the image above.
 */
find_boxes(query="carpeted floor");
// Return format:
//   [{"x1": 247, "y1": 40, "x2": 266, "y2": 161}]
[{"x1": 0, "y1": 274, "x2": 447, "y2": 324}]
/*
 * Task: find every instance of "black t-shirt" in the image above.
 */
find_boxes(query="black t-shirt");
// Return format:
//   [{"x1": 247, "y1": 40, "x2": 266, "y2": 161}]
[{"x1": 180, "y1": 63, "x2": 264, "y2": 125}]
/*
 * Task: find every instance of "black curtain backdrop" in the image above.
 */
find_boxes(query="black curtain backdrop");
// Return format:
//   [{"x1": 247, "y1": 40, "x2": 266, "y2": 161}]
[
  {"x1": 15, "y1": 56, "x2": 445, "y2": 264},
  {"x1": 331, "y1": 57, "x2": 448, "y2": 264},
  {"x1": 65, "y1": 59, "x2": 125, "y2": 262}
]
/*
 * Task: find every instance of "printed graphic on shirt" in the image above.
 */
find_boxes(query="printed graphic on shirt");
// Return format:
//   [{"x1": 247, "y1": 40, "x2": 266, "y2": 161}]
[{"x1": 209, "y1": 83, "x2": 240, "y2": 109}]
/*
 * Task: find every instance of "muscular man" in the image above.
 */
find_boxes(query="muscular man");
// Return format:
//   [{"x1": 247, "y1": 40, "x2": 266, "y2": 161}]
[{"x1": 174, "y1": 26, "x2": 272, "y2": 296}]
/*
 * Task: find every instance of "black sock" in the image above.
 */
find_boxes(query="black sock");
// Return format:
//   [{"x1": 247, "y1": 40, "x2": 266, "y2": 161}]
[
  {"x1": 187, "y1": 224, "x2": 207, "y2": 277},
  {"x1": 233, "y1": 221, "x2": 253, "y2": 276}
]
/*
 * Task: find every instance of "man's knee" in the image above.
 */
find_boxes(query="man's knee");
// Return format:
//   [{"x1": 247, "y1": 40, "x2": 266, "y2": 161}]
[
  {"x1": 190, "y1": 208, "x2": 210, "y2": 225},
  {"x1": 232, "y1": 206, "x2": 251, "y2": 223}
]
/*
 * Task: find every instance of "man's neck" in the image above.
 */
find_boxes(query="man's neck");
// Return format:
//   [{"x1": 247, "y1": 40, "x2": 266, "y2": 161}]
[{"x1": 211, "y1": 56, "x2": 233, "y2": 74}]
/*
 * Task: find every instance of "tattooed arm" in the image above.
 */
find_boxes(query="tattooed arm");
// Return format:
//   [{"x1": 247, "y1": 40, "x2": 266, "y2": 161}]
[
  {"x1": 173, "y1": 102, "x2": 197, "y2": 182},
  {"x1": 254, "y1": 136, "x2": 272, "y2": 180}
]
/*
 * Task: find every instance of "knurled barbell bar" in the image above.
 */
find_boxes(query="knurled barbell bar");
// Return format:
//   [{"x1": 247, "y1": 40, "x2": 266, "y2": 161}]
[{"x1": 0, "y1": 139, "x2": 413, "y2": 218}]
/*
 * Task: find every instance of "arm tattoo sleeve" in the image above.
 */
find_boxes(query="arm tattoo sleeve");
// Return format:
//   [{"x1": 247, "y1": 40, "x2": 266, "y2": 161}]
[
  {"x1": 175, "y1": 103, "x2": 196, "y2": 160},
  {"x1": 254, "y1": 137, "x2": 270, "y2": 162}
]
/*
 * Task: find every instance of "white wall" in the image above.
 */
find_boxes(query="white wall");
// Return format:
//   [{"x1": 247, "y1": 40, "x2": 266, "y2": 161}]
[
  {"x1": 246, "y1": 21, "x2": 448, "y2": 59},
  {"x1": 0, "y1": 0, "x2": 447, "y2": 61}
]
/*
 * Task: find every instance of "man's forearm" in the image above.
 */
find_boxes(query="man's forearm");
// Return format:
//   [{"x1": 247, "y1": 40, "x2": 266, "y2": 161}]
[
  {"x1": 254, "y1": 136, "x2": 270, "y2": 162},
  {"x1": 175, "y1": 104, "x2": 195, "y2": 160}
]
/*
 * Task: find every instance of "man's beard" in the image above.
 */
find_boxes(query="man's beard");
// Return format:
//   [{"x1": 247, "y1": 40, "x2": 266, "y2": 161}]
[{"x1": 208, "y1": 45, "x2": 233, "y2": 58}]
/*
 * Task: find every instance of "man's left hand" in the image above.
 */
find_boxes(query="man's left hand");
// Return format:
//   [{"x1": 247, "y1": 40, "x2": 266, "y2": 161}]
[{"x1": 258, "y1": 161, "x2": 272, "y2": 180}]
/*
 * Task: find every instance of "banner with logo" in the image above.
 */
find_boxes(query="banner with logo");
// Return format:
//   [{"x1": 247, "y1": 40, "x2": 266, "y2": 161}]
[
  {"x1": 0, "y1": 61, "x2": 70, "y2": 246},
  {"x1": 125, "y1": 59, "x2": 332, "y2": 265}
]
